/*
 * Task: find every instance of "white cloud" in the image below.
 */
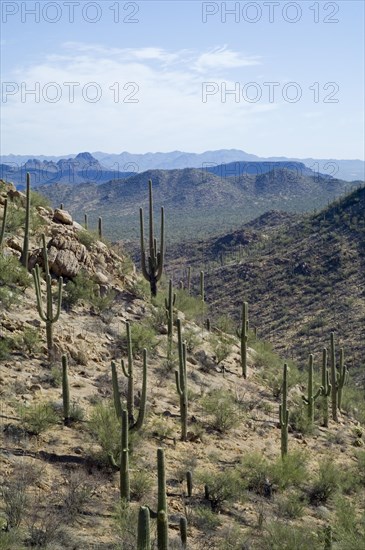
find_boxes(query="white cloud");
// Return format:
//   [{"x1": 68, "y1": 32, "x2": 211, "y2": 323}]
[{"x1": 2, "y1": 43, "x2": 274, "y2": 154}]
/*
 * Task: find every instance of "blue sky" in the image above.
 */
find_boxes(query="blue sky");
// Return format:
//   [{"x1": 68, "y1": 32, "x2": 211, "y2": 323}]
[{"x1": 1, "y1": 0, "x2": 364, "y2": 158}]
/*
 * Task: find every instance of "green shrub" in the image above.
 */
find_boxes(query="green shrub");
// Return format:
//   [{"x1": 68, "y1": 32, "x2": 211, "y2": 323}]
[
  {"x1": 0, "y1": 254, "x2": 31, "y2": 289},
  {"x1": 209, "y1": 333, "x2": 234, "y2": 364},
  {"x1": 201, "y1": 389, "x2": 241, "y2": 433},
  {"x1": 77, "y1": 230, "x2": 97, "y2": 250},
  {"x1": 130, "y1": 469, "x2": 154, "y2": 501},
  {"x1": 18, "y1": 401, "x2": 58, "y2": 435},
  {"x1": 239, "y1": 452, "x2": 271, "y2": 495},
  {"x1": 187, "y1": 505, "x2": 222, "y2": 530},
  {"x1": 260, "y1": 522, "x2": 319, "y2": 549},
  {"x1": 88, "y1": 401, "x2": 120, "y2": 466},
  {"x1": 129, "y1": 320, "x2": 157, "y2": 356},
  {"x1": 22, "y1": 327, "x2": 41, "y2": 354},
  {"x1": 62, "y1": 270, "x2": 95, "y2": 310},
  {"x1": 197, "y1": 468, "x2": 244, "y2": 511},
  {"x1": 276, "y1": 492, "x2": 305, "y2": 518},
  {"x1": 308, "y1": 459, "x2": 341, "y2": 505},
  {"x1": 270, "y1": 451, "x2": 308, "y2": 490},
  {"x1": 175, "y1": 289, "x2": 207, "y2": 322}
]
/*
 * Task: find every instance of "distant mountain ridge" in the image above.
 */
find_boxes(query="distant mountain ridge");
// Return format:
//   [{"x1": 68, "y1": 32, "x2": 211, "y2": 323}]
[
  {"x1": 1, "y1": 149, "x2": 364, "y2": 181},
  {"x1": 0, "y1": 152, "x2": 135, "y2": 187}
]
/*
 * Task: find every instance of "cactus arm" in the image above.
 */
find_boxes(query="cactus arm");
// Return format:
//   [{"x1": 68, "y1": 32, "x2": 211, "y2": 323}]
[
  {"x1": 330, "y1": 332, "x2": 338, "y2": 421},
  {"x1": 156, "y1": 207, "x2": 164, "y2": 281},
  {"x1": 157, "y1": 448, "x2": 168, "y2": 549},
  {"x1": 32, "y1": 266, "x2": 47, "y2": 322},
  {"x1": 121, "y1": 358, "x2": 129, "y2": 378}
]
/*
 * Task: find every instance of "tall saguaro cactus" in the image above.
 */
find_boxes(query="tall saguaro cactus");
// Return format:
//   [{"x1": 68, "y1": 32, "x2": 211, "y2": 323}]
[
  {"x1": 321, "y1": 348, "x2": 331, "y2": 427},
  {"x1": 157, "y1": 448, "x2": 168, "y2": 550},
  {"x1": 239, "y1": 302, "x2": 249, "y2": 378},
  {"x1": 32, "y1": 234, "x2": 62, "y2": 358},
  {"x1": 330, "y1": 333, "x2": 348, "y2": 421},
  {"x1": 302, "y1": 354, "x2": 323, "y2": 424},
  {"x1": 140, "y1": 179, "x2": 164, "y2": 297},
  {"x1": 0, "y1": 197, "x2": 8, "y2": 248},
  {"x1": 121, "y1": 321, "x2": 135, "y2": 425},
  {"x1": 279, "y1": 363, "x2": 289, "y2": 458},
  {"x1": 337, "y1": 347, "x2": 348, "y2": 411},
  {"x1": 120, "y1": 408, "x2": 130, "y2": 501},
  {"x1": 165, "y1": 279, "x2": 176, "y2": 357},
  {"x1": 175, "y1": 318, "x2": 188, "y2": 441},
  {"x1": 20, "y1": 172, "x2": 31, "y2": 269}
]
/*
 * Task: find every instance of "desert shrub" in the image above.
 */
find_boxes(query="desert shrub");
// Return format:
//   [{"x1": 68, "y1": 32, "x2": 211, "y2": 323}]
[
  {"x1": 68, "y1": 401, "x2": 85, "y2": 423},
  {"x1": 175, "y1": 289, "x2": 207, "y2": 322},
  {"x1": 214, "y1": 524, "x2": 248, "y2": 549},
  {"x1": 18, "y1": 401, "x2": 58, "y2": 435},
  {"x1": 129, "y1": 320, "x2": 157, "y2": 356},
  {"x1": 30, "y1": 190, "x2": 50, "y2": 209},
  {"x1": 90, "y1": 287, "x2": 116, "y2": 314},
  {"x1": 0, "y1": 254, "x2": 31, "y2": 289},
  {"x1": 59, "y1": 470, "x2": 94, "y2": 523},
  {"x1": 22, "y1": 327, "x2": 41, "y2": 354},
  {"x1": 1, "y1": 478, "x2": 29, "y2": 529},
  {"x1": 276, "y1": 492, "x2": 305, "y2": 519},
  {"x1": 259, "y1": 521, "x2": 319, "y2": 549},
  {"x1": 308, "y1": 459, "x2": 341, "y2": 505},
  {"x1": 201, "y1": 389, "x2": 241, "y2": 433},
  {"x1": 239, "y1": 453, "x2": 271, "y2": 496},
  {"x1": 0, "y1": 336, "x2": 12, "y2": 360},
  {"x1": 197, "y1": 468, "x2": 244, "y2": 512},
  {"x1": 270, "y1": 451, "x2": 308, "y2": 490},
  {"x1": 88, "y1": 401, "x2": 120, "y2": 466},
  {"x1": 184, "y1": 327, "x2": 200, "y2": 353},
  {"x1": 356, "y1": 450, "x2": 365, "y2": 485},
  {"x1": 209, "y1": 333, "x2": 233, "y2": 364},
  {"x1": 77, "y1": 229, "x2": 97, "y2": 250},
  {"x1": 62, "y1": 270, "x2": 95, "y2": 310},
  {"x1": 288, "y1": 401, "x2": 315, "y2": 435},
  {"x1": 130, "y1": 277, "x2": 150, "y2": 300},
  {"x1": 186, "y1": 505, "x2": 221, "y2": 530},
  {"x1": 0, "y1": 530, "x2": 24, "y2": 549},
  {"x1": 114, "y1": 499, "x2": 139, "y2": 550},
  {"x1": 130, "y1": 469, "x2": 154, "y2": 501}
]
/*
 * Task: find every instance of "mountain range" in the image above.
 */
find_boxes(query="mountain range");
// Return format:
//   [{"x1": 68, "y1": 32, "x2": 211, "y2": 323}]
[{"x1": 1, "y1": 149, "x2": 364, "y2": 182}]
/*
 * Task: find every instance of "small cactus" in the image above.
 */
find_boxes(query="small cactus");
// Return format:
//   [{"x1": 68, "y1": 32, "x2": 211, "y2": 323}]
[
  {"x1": 238, "y1": 302, "x2": 249, "y2": 378},
  {"x1": 98, "y1": 216, "x2": 103, "y2": 240},
  {"x1": 186, "y1": 471, "x2": 193, "y2": 497},
  {"x1": 111, "y1": 361, "x2": 123, "y2": 419},
  {"x1": 337, "y1": 347, "x2": 348, "y2": 411},
  {"x1": 62, "y1": 355, "x2": 70, "y2": 425},
  {"x1": 137, "y1": 506, "x2": 151, "y2": 550},
  {"x1": 200, "y1": 270, "x2": 204, "y2": 302},
  {"x1": 179, "y1": 516, "x2": 187, "y2": 549},
  {"x1": 165, "y1": 279, "x2": 176, "y2": 357}
]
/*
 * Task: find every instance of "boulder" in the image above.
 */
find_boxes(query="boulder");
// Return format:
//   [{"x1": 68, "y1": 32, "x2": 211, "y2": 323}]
[{"x1": 53, "y1": 208, "x2": 73, "y2": 225}]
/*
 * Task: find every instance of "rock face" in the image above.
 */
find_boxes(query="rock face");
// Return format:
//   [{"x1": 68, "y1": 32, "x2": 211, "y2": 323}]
[{"x1": 47, "y1": 233, "x2": 91, "y2": 278}]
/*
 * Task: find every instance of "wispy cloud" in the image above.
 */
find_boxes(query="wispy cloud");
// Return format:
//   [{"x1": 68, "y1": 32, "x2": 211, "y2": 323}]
[{"x1": 2, "y1": 43, "x2": 273, "y2": 154}]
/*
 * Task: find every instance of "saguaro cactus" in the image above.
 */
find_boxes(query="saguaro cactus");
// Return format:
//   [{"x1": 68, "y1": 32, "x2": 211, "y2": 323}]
[
  {"x1": 200, "y1": 270, "x2": 204, "y2": 302},
  {"x1": 140, "y1": 179, "x2": 164, "y2": 296},
  {"x1": 302, "y1": 354, "x2": 323, "y2": 424},
  {"x1": 121, "y1": 321, "x2": 135, "y2": 425},
  {"x1": 337, "y1": 347, "x2": 348, "y2": 411},
  {"x1": 186, "y1": 471, "x2": 193, "y2": 497},
  {"x1": 330, "y1": 333, "x2": 349, "y2": 421},
  {"x1": 321, "y1": 348, "x2": 331, "y2": 427},
  {"x1": 32, "y1": 234, "x2": 62, "y2": 358},
  {"x1": 111, "y1": 361, "x2": 123, "y2": 419},
  {"x1": 187, "y1": 266, "x2": 191, "y2": 294},
  {"x1": 157, "y1": 448, "x2": 168, "y2": 550},
  {"x1": 137, "y1": 506, "x2": 151, "y2": 550},
  {"x1": 239, "y1": 302, "x2": 249, "y2": 378},
  {"x1": 279, "y1": 363, "x2": 289, "y2": 458},
  {"x1": 98, "y1": 216, "x2": 103, "y2": 240},
  {"x1": 0, "y1": 197, "x2": 8, "y2": 248},
  {"x1": 62, "y1": 355, "x2": 70, "y2": 425},
  {"x1": 20, "y1": 172, "x2": 31, "y2": 269},
  {"x1": 165, "y1": 279, "x2": 176, "y2": 356},
  {"x1": 179, "y1": 516, "x2": 187, "y2": 549},
  {"x1": 112, "y1": 346, "x2": 147, "y2": 431},
  {"x1": 120, "y1": 408, "x2": 130, "y2": 501},
  {"x1": 175, "y1": 318, "x2": 188, "y2": 441}
]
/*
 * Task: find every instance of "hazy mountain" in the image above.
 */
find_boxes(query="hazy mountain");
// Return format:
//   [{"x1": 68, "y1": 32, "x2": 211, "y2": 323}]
[
  {"x1": 0, "y1": 152, "x2": 135, "y2": 188},
  {"x1": 1, "y1": 149, "x2": 363, "y2": 181}
]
